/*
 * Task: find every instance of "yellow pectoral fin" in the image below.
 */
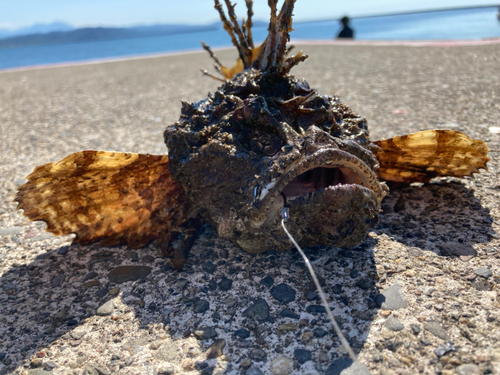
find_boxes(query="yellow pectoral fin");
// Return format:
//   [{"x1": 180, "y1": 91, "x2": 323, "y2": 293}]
[
  {"x1": 15, "y1": 151, "x2": 187, "y2": 248},
  {"x1": 221, "y1": 44, "x2": 263, "y2": 80},
  {"x1": 373, "y1": 130, "x2": 490, "y2": 183}
]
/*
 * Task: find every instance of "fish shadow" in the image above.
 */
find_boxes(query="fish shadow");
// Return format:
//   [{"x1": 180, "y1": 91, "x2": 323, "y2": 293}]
[
  {"x1": 378, "y1": 180, "x2": 494, "y2": 257},
  {"x1": 0, "y1": 224, "x2": 381, "y2": 374},
  {"x1": 0, "y1": 180, "x2": 493, "y2": 374}
]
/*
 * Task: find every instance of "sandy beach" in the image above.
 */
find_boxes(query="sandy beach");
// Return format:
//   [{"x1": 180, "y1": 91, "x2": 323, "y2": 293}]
[{"x1": 0, "y1": 42, "x2": 499, "y2": 375}]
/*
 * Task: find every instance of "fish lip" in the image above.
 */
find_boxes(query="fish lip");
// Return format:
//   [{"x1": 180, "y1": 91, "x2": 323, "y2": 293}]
[{"x1": 249, "y1": 147, "x2": 386, "y2": 226}]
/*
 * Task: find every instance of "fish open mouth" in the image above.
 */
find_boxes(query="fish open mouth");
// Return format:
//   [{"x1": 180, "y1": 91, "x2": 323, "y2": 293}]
[
  {"x1": 250, "y1": 148, "x2": 386, "y2": 227},
  {"x1": 282, "y1": 166, "x2": 365, "y2": 201}
]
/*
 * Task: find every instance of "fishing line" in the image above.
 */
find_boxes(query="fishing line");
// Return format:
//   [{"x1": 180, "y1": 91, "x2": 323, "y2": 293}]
[{"x1": 280, "y1": 207, "x2": 357, "y2": 362}]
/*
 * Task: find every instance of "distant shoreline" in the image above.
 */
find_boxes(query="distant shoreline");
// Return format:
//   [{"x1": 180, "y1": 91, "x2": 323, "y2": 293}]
[
  {"x1": 1, "y1": 38, "x2": 499, "y2": 74},
  {"x1": 0, "y1": 48, "x2": 205, "y2": 74}
]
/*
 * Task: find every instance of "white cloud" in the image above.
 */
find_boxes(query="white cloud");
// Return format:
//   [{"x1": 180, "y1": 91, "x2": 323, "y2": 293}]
[{"x1": 0, "y1": 22, "x2": 14, "y2": 29}]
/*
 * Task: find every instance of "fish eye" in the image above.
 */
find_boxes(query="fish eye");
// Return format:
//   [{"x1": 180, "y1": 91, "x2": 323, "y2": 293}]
[{"x1": 249, "y1": 130, "x2": 282, "y2": 156}]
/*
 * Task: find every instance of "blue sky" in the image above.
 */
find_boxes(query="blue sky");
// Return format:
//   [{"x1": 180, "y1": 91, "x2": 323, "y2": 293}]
[{"x1": 0, "y1": 0, "x2": 497, "y2": 29}]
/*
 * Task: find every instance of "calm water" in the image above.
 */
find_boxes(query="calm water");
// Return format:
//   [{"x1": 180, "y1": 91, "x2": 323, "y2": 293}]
[{"x1": 1, "y1": 7, "x2": 499, "y2": 70}]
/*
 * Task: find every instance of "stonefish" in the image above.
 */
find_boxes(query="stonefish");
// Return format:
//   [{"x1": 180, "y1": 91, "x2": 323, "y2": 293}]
[{"x1": 16, "y1": 0, "x2": 489, "y2": 270}]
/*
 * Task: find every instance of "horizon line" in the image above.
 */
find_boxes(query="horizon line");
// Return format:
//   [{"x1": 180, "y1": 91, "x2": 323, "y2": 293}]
[{"x1": 2, "y1": 4, "x2": 498, "y2": 31}]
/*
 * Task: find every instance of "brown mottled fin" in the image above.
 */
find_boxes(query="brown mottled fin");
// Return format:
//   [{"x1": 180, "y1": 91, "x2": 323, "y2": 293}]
[
  {"x1": 15, "y1": 151, "x2": 187, "y2": 248},
  {"x1": 373, "y1": 130, "x2": 490, "y2": 183}
]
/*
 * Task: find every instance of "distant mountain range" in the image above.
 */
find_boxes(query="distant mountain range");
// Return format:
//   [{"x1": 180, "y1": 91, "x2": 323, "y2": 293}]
[
  {"x1": 0, "y1": 22, "x2": 75, "y2": 40},
  {"x1": 0, "y1": 21, "x2": 269, "y2": 49}
]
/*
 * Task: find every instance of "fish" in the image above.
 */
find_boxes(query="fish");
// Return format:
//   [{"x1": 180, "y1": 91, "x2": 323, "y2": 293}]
[{"x1": 15, "y1": 0, "x2": 490, "y2": 271}]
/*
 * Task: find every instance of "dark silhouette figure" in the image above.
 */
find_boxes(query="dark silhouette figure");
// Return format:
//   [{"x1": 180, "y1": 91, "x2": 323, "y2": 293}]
[{"x1": 337, "y1": 16, "x2": 354, "y2": 39}]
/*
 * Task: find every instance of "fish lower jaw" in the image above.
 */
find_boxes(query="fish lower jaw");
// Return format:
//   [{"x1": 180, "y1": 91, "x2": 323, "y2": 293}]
[
  {"x1": 249, "y1": 148, "x2": 385, "y2": 225},
  {"x1": 239, "y1": 183, "x2": 380, "y2": 253}
]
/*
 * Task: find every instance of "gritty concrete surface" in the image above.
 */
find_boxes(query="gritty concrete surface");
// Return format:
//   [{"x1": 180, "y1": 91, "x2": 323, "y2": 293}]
[{"x1": 0, "y1": 42, "x2": 499, "y2": 375}]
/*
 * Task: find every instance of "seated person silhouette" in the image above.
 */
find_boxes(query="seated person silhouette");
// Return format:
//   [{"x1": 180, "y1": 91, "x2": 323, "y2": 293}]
[{"x1": 337, "y1": 16, "x2": 354, "y2": 39}]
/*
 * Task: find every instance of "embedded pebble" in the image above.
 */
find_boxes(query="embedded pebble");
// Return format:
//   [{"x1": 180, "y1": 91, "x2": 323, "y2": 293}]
[
  {"x1": 149, "y1": 340, "x2": 163, "y2": 350},
  {"x1": 474, "y1": 267, "x2": 493, "y2": 279},
  {"x1": 471, "y1": 279, "x2": 493, "y2": 291},
  {"x1": 376, "y1": 283, "x2": 408, "y2": 310},
  {"x1": 305, "y1": 291, "x2": 319, "y2": 301},
  {"x1": 208, "y1": 279, "x2": 217, "y2": 290},
  {"x1": 260, "y1": 275, "x2": 274, "y2": 288},
  {"x1": 434, "y1": 342, "x2": 456, "y2": 357},
  {"x1": 248, "y1": 348, "x2": 267, "y2": 362},
  {"x1": 424, "y1": 321, "x2": 449, "y2": 340},
  {"x1": 202, "y1": 262, "x2": 216, "y2": 274},
  {"x1": 384, "y1": 316, "x2": 404, "y2": 331},
  {"x1": 306, "y1": 305, "x2": 326, "y2": 314},
  {"x1": 57, "y1": 245, "x2": 69, "y2": 255},
  {"x1": 293, "y1": 348, "x2": 311, "y2": 364},
  {"x1": 278, "y1": 323, "x2": 299, "y2": 333},
  {"x1": 51, "y1": 274, "x2": 65, "y2": 288},
  {"x1": 205, "y1": 339, "x2": 225, "y2": 359},
  {"x1": 157, "y1": 366, "x2": 175, "y2": 375},
  {"x1": 155, "y1": 342, "x2": 178, "y2": 361},
  {"x1": 434, "y1": 303, "x2": 444, "y2": 311},
  {"x1": 270, "y1": 356, "x2": 293, "y2": 375},
  {"x1": 319, "y1": 352, "x2": 329, "y2": 363},
  {"x1": 96, "y1": 300, "x2": 114, "y2": 316},
  {"x1": 193, "y1": 299, "x2": 210, "y2": 314},
  {"x1": 107, "y1": 266, "x2": 152, "y2": 284},
  {"x1": 240, "y1": 357, "x2": 252, "y2": 369},
  {"x1": 455, "y1": 363, "x2": 481, "y2": 375},
  {"x1": 243, "y1": 298, "x2": 269, "y2": 321},
  {"x1": 279, "y1": 309, "x2": 299, "y2": 319},
  {"x1": 355, "y1": 278, "x2": 372, "y2": 290},
  {"x1": 71, "y1": 330, "x2": 87, "y2": 340},
  {"x1": 31, "y1": 358, "x2": 43, "y2": 367},
  {"x1": 411, "y1": 324, "x2": 421, "y2": 335},
  {"x1": 194, "y1": 326, "x2": 217, "y2": 340},
  {"x1": 218, "y1": 277, "x2": 232, "y2": 291},
  {"x1": 141, "y1": 254, "x2": 155, "y2": 263},
  {"x1": 82, "y1": 280, "x2": 100, "y2": 288},
  {"x1": 313, "y1": 327, "x2": 328, "y2": 338},
  {"x1": 82, "y1": 271, "x2": 98, "y2": 281},
  {"x1": 234, "y1": 328, "x2": 250, "y2": 338},
  {"x1": 270, "y1": 283, "x2": 296, "y2": 304},
  {"x1": 124, "y1": 251, "x2": 139, "y2": 261},
  {"x1": 44, "y1": 362, "x2": 57, "y2": 371},
  {"x1": 177, "y1": 278, "x2": 189, "y2": 290},
  {"x1": 224, "y1": 295, "x2": 237, "y2": 309}
]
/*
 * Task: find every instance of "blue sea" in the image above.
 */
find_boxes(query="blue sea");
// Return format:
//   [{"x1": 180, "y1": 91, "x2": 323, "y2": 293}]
[{"x1": 1, "y1": 6, "x2": 499, "y2": 71}]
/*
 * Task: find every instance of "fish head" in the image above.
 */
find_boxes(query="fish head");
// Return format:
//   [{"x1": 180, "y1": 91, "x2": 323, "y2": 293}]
[{"x1": 165, "y1": 69, "x2": 388, "y2": 253}]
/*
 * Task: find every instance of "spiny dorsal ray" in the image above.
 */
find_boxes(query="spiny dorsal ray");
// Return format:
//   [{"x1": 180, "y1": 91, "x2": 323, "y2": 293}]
[{"x1": 203, "y1": 0, "x2": 307, "y2": 80}]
